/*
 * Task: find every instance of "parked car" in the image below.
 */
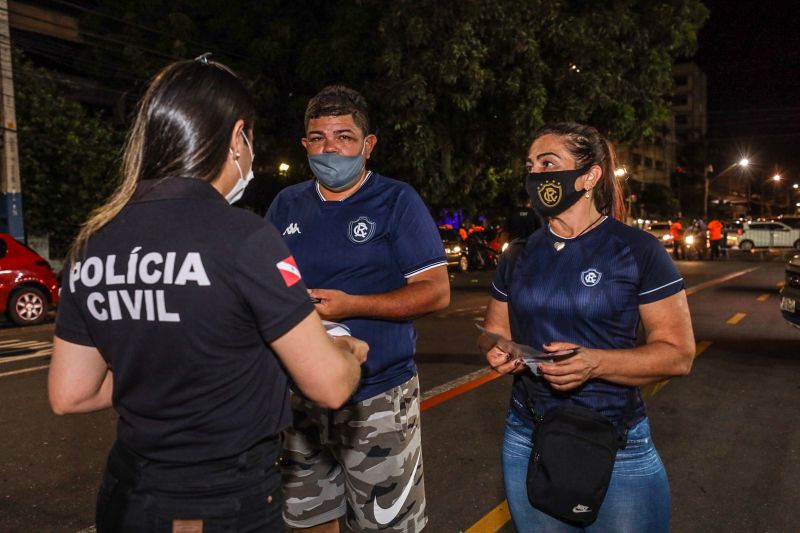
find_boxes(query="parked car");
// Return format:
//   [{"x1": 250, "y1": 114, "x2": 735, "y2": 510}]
[
  {"x1": 733, "y1": 221, "x2": 800, "y2": 251},
  {"x1": 439, "y1": 227, "x2": 469, "y2": 272},
  {"x1": 644, "y1": 221, "x2": 673, "y2": 247},
  {"x1": 725, "y1": 220, "x2": 744, "y2": 248},
  {"x1": 777, "y1": 215, "x2": 800, "y2": 229},
  {"x1": 0, "y1": 233, "x2": 59, "y2": 326},
  {"x1": 780, "y1": 253, "x2": 800, "y2": 328}
]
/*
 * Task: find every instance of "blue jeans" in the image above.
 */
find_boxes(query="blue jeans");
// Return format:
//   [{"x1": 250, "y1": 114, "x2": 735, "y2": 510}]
[{"x1": 502, "y1": 411, "x2": 670, "y2": 532}]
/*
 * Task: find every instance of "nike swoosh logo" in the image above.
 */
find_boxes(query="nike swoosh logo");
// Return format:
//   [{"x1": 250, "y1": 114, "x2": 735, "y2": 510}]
[
  {"x1": 373, "y1": 452, "x2": 421, "y2": 525},
  {"x1": 572, "y1": 505, "x2": 592, "y2": 513}
]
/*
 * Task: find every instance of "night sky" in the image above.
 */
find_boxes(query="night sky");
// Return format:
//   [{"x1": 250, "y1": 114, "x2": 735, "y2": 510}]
[{"x1": 694, "y1": 0, "x2": 800, "y2": 179}]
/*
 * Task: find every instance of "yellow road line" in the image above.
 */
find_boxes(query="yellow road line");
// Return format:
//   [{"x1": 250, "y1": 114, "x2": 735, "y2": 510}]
[
  {"x1": 465, "y1": 500, "x2": 510, "y2": 533},
  {"x1": 642, "y1": 341, "x2": 711, "y2": 399},
  {"x1": 727, "y1": 312, "x2": 747, "y2": 325},
  {"x1": 756, "y1": 293, "x2": 770, "y2": 302}
]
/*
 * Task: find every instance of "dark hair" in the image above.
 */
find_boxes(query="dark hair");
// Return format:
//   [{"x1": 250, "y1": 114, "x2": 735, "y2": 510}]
[
  {"x1": 532, "y1": 122, "x2": 626, "y2": 221},
  {"x1": 304, "y1": 85, "x2": 370, "y2": 136},
  {"x1": 71, "y1": 58, "x2": 255, "y2": 260}
]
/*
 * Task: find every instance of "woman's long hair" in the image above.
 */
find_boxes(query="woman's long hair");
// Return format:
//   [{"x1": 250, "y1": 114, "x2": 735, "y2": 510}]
[
  {"x1": 69, "y1": 58, "x2": 255, "y2": 261},
  {"x1": 531, "y1": 122, "x2": 626, "y2": 221}
]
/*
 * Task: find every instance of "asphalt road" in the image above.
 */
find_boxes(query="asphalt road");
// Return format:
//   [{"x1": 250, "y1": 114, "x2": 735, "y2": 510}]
[{"x1": 1, "y1": 252, "x2": 798, "y2": 532}]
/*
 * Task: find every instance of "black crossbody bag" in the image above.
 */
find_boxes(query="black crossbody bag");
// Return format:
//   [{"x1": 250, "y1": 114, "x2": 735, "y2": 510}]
[{"x1": 503, "y1": 239, "x2": 638, "y2": 524}]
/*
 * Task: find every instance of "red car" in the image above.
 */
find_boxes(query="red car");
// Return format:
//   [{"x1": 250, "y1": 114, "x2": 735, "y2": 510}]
[{"x1": 0, "y1": 233, "x2": 59, "y2": 326}]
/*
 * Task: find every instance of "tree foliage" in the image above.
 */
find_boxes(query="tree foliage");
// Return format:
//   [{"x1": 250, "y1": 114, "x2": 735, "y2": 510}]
[
  {"x1": 19, "y1": 0, "x2": 707, "y2": 248},
  {"x1": 13, "y1": 50, "x2": 123, "y2": 259}
]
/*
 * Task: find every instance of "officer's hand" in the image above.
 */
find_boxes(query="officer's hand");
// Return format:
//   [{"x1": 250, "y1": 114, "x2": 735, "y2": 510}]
[
  {"x1": 333, "y1": 335, "x2": 369, "y2": 364},
  {"x1": 308, "y1": 288, "x2": 352, "y2": 320},
  {"x1": 537, "y1": 341, "x2": 596, "y2": 391}
]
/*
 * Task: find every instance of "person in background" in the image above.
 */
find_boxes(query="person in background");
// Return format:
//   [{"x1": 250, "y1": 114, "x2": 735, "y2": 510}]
[
  {"x1": 267, "y1": 85, "x2": 449, "y2": 533},
  {"x1": 708, "y1": 218, "x2": 724, "y2": 260},
  {"x1": 670, "y1": 218, "x2": 684, "y2": 260},
  {"x1": 478, "y1": 122, "x2": 695, "y2": 532},
  {"x1": 505, "y1": 191, "x2": 543, "y2": 241},
  {"x1": 693, "y1": 218, "x2": 708, "y2": 260},
  {"x1": 48, "y1": 58, "x2": 367, "y2": 532}
]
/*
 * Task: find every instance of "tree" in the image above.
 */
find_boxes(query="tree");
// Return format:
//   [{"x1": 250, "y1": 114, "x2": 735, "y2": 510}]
[
  {"x1": 70, "y1": 0, "x2": 707, "y2": 219},
  {"x1": 13, "y1": 50, "x2": 123, "y2": 259}
]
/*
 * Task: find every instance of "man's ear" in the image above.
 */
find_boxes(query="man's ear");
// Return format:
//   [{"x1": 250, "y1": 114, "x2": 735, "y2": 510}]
[{"x1": 364, "y1": 134, "x2": 378, "y2": 160}]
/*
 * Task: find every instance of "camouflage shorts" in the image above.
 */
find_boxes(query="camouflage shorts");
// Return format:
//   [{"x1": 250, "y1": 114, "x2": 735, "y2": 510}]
[{"x1": 281, "y1": 375, "x2": 427, "y2": 532}]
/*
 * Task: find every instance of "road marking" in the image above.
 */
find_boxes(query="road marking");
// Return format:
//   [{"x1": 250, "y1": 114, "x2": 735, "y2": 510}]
[
  {"x1": 0, "y1": 365, "x2": 49, "y2": 378},
  {"x1": 727, "y1": 312, "x2": 747, "y2": 324},
  {"x1": 684, "y1": 267, "x2": 760, "y2": 296},
  {"x1": 756, "y1": 293, "x2": 770, "y2": 302},
  {"x1": 464, "y1": 500, "x2": 510, "y2": 533},
  {"x1": 0, "y1": 349, "x2": 53, "y2": 364},
  {"x1": 641, "y1": 341, "x2": 712, "y2": 399},
  {"x1": 420, "y1": 368, "x2": 502, "y2": 412}
]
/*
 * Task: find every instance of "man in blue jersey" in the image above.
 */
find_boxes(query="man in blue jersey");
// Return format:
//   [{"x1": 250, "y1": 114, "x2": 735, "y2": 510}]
[{"x1": 267, "y1": 85, "x2": 450, "y2": 533}]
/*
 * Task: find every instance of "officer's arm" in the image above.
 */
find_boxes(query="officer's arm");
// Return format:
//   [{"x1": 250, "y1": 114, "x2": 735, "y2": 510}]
[
  {"x1": 49, "y1": 337, "x2": 113, "y2": 414},
  {"x1": 271, "y1": 311, "x2": 366, "y2": 409},
  {"x1": 309, "y1": 265, "x2": 450, "y2": 321}
]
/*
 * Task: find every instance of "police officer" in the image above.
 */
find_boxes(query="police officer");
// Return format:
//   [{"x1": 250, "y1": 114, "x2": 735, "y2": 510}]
[{"x1": 48, "y1": 58, "x2": 367, "y2": 532}]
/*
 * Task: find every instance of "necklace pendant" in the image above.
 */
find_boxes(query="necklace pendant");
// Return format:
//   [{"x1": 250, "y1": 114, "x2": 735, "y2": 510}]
[{"x1": 554, "y1": 241, "x2": 565, "y2": 252}]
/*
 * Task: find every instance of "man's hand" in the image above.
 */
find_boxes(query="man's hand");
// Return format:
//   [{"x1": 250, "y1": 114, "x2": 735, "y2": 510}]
[
  {"x1": 333, "y1": 335, "x2": 369, "y2": 364},
  {"x1": 309, "y1": 288, "x2": 353, "y2": 321}
]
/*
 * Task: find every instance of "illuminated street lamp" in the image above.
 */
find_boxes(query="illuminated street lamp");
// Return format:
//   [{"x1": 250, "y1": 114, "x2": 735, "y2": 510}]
[
  {"x1": 278, "y1": 162, "x2": 290, "y2": 176},
  {"x1": 772, "y1": 174, "x2": 782, "y2": 182},
  {"x1": 704, "y1": 157, "x2": 751, "y2": 218}
]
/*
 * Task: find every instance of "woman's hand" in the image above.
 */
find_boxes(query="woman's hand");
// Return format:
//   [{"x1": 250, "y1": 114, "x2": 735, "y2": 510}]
[
  {"x1": 485, "y1": 344, "x2": 525, "y2": 375},
  {"x1": 537, "y1": 341, "x2": 599, "y2": 391}
]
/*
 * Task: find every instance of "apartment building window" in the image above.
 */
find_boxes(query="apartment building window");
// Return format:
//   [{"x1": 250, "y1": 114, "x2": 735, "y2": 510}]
[
  {"x1": 645, "y1": 157, "x2": 654, "y2": 168},
  {"x1": 674, "y1": 75, "x2": 688, "y2": 87},
  {"x1": 673, "y1": 94, "x2": 689, "y2": 106},
  {"x1": 656, "y1": 160, "x2": 665, "y2": 170},
  {"x1": 632, "y1": 153, "x2": 643, "y2": 166}
]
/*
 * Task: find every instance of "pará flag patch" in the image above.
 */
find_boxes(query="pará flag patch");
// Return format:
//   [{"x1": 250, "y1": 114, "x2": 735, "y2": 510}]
[{"x1": 277, "y1": 256, "x2": 302, "y2": 287}]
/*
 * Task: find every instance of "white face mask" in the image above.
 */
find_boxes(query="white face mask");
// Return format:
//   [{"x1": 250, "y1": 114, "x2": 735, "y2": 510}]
[{"x1": 226, "y1": 130, "x2": 255, "y2": 204}]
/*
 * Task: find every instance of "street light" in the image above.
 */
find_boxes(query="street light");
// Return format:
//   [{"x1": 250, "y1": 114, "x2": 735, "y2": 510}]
[
  {"x1": 772, "y1": 174, "x2": 781, "y2": 182},
  {"x1": 704, "y1": 158, "x2": 751, "y2": 218},
  {"x1": 278, "y1": 162, "x2": 290, "y2": 176}
]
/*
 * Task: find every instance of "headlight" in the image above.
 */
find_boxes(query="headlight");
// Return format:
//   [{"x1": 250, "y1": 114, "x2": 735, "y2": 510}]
[
  {"x1": 685, "y1": 235, "x2": 695, "y2": 245},
  {"x1": 662, "y1": 234, "x2": 672, "y2": 241},
  {"x1": 501, "y1": 242, "x2": 509, "y2": 252},
  {"x1": 444, "y1": 247, "x2": 451, "y2": 253},
  {"x1": 453, "y1": 245, "x2": 461, "y2": 253}
]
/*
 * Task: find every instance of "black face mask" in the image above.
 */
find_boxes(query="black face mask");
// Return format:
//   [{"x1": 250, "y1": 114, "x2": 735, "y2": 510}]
[{"x1": 525, "y1": 166, "x2": 589, "y2": 217}]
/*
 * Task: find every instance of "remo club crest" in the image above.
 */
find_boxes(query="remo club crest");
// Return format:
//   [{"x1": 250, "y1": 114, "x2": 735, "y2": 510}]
[
  {"x1": 348, "y1": 216, "x2": 376, "y2": 244},
  {"x1": 580, "y1": 268, "x2": 602, "y2": 287},
  {"x1": 537, "y1": 180, "x2": 562, "y2": 208}
]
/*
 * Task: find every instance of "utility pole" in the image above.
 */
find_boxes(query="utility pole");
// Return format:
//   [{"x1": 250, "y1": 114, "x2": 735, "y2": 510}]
[{"x1": 0, "y1": 0, "x2": 23, "y2": 241}]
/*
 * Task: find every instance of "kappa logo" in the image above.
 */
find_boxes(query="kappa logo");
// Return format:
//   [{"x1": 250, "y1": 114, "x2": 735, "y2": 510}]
[
  {"x1": 283, "y1": 223, "x2": 301, "y2": 236},
  {"x1": 537, "y1": 180, "x2": 562, "y2": 207},
  {"x1": 572, "y1": 504, "x2": 592, "y2": 514},
  {"x1": 348, "y1": 216, "x2": 376, "y2": 244},
  {"x1": 580, "y1": 268, "x2": 602, "y2": 287},
  {"x1": 276, "y1": 256, "x2": 302, "y2": 287}
]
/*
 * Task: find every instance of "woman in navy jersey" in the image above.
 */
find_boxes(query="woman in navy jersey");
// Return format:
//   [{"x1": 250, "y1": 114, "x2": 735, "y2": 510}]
[
  {"x1": 48, "y1": 57, "x2": 367, "y2": 532},
  {"x1": 479, "y1": 122, "x2": 695, "y2": 532}
]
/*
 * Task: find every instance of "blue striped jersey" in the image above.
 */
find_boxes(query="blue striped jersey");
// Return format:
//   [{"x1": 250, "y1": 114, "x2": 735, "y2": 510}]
[{"x1": 491, "y1": 216, "x2": 684, "y2": 427}]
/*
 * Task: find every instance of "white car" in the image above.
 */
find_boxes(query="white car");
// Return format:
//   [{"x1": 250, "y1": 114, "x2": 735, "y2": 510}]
[{"x1": 735, "y1": 221, "x2": 800, "y2": 251}]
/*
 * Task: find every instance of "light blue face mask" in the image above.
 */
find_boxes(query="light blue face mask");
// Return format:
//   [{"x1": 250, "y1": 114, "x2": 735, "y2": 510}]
[{"x1": 308, "y1": 140, "x2": 366, "y2": 192}]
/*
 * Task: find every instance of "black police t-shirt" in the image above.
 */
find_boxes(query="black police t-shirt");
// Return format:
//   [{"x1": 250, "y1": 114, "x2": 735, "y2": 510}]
[{"x1": 56, "y1": 178, "x2": 314, "y2": 464}]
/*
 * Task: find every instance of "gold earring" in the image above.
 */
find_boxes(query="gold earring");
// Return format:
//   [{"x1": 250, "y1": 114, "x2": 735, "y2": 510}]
[{"x1": 585, "y1": 189, "x2": 591, "y2": 199}]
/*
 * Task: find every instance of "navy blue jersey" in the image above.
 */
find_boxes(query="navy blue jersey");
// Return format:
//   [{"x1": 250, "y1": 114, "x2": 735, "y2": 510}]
[
  {"x1": 491, "y1": 217, "x2": 684, "y2": 427},
  {"x1": 267, "y1": 172, "x2": 446, "y2": 401}
]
